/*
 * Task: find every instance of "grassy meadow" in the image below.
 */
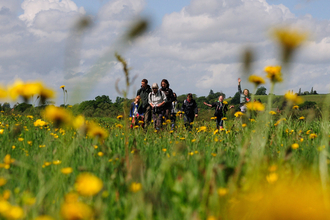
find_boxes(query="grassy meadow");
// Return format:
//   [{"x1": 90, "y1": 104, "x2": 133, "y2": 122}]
[{"x1": 0, "y1": 101, "x2": 329, "y2": 219}]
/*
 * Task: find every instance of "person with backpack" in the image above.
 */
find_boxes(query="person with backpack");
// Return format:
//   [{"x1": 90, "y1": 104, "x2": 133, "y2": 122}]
[
  {"x1": 204, "y1": 95, "x2": 233, "y2": 129},
  {"x1": 137, "y1": 79, "x2": 152, "y2": 127},
  {"x1": 238, "y1": 78, "x2": 250, "y2": 112},
  {"x1": 148, "y1": 83, "x2": 167, "y2": 130},
  {"x1": 181, "y1": 93, "x2": 198, "y2": 130}
]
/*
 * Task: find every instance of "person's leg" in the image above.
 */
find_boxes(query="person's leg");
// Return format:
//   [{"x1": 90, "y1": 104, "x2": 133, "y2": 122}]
[
  {"x1": 152, "y1": 112, "x2": 157, "y2": 129},
  {"x1": 144, "y1": 105, "x2": 151, "y2": 127},
  {"x1": 219, "y1": 116, "x2": 224, "y2": 130},
  {"x1": 171, "y1": 114, "x2": 176, "y2": 129},
  {"x1": 188, "y1": 115, "x2": 194, "y2": 130}
]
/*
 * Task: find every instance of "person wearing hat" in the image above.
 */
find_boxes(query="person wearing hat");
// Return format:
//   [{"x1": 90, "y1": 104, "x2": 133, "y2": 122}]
[{"x1": 148, "y1": 83, "x2": 167, "y2": 130}]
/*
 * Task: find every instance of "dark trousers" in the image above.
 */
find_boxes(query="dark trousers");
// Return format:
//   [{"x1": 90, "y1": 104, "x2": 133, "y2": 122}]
[{"x1": 184, "y1": 114, "x2": 195, "y2": 130}]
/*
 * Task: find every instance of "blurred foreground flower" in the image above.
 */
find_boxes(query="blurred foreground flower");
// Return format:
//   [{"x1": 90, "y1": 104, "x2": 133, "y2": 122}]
[
  {"x1": 130, "y1": 182, "x2": 142, "y2": 193},
  {"x1": 264, "y1": 66, "x2": 283, "y2": 83},
  {"x1": 234, "y1": 112, "x2": 244, "y2": 117},
  {"x1": 246, "y1": 102, "x2": 265, "y2": 111},
  {"x1": 284, "y1": 91, "x2": 303, "y2": 105},
  {"x1": 248, "y1": 75, "x2": 265, "y2": 86},
  {"x1": 42, "y1": 106, "x2": 72, "y2": 127},
  {"x1": 273, "y1": 27, "x2": 308, "y2": 63},
  {"x1": 75, "y1": 173, "x2": 103, "y2": 196},
  {"x1": 61, "y1": 202, "x2": 92, "y2": 220}
]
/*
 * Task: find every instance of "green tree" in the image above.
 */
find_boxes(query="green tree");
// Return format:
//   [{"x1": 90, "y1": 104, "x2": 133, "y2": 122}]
[
  {"x1": 230, "y1": 92, "x2": 240, "y2": 105},
  {"x1": 255, "y1": 86, "x2": 267, "y2": 95}
]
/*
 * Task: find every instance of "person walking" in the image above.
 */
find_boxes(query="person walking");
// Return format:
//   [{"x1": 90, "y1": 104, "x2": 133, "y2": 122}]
[
  {"x1": 238, "y1": 78, "x2": 250, "y2": 112},
  {"x1": 129, "y1": 95, "x2": 144, "y2": 128},
  {"x1": 137, "y1": 79, "x2": 152, "y2": 127},
  {"x1": 159, "y1": 79, "x2": 174, "y2": 120},
  {"x1": 204, "y1": 95, "x2": 233, "y2": 130},
  {"x1": 148, "y1": 83, "x2": 167, "y2": 130},
  {"x1": 170, "y1": 93, "x2": 178, "y2": 129},
  {"x1": 181, "y1": 93, "x2": 198, "y2": 130}
]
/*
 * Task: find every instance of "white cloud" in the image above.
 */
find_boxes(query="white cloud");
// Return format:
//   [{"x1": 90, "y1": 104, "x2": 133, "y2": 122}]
[
  {"x1": 1, "y1": 0, "x2": 330, "y2": 105},
  {"x1": 19, "y1": 0, "x2": 85, "y2": 26}
]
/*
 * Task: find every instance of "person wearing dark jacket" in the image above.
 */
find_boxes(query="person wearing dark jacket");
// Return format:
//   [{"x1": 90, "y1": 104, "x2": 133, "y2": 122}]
[
  {"x1": 204, "y1": 95, "x2": 233, "y2": 129},
  {"x1": 181, "y1": 93, "x2": 198, "y2": 130},
  {"x1": 137, "y1": 79, "x2": 152, "y2": 127},
  {"x1": 159, "y1": 79, "x2": 174, "y2": 120}
]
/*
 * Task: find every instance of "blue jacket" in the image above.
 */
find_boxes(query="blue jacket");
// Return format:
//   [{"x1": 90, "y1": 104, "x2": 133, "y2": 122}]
[{"x1": 130, "y1": 102, "x2": 144, "y2": 117}]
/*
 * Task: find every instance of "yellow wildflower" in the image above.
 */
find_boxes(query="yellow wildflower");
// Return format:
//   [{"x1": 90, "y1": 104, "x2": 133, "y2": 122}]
[
  {"x1": 242, "y1": 123, "x2": 247, "y2": 128},
  {"x1": 217, "y1": 187, "x2": 228, "y2": 196},
  {"x1": 75, "y1": 173, "x2": 103, "y2": 196},
  {"x1": 60, "y1": 85, "x2": 65, "y2": 89},
  {"x1": 291, "y1": 143, "x2": 299, "y2": 149},
  {"x1": 309, "y1": 133, "x2": 317, "y2": 139},
  {"x1": 0, "y1": 177, "x2": 7, "y2": 186},
  {"x1": 61, "y1": 167, "x2": 73, "y2": 175},
  {"x1": 53, "y1": 160, "x2": 61, "y2": 165},
  {"x1": 284, "y1": 91, "x2": 303, "y2": 104},
  {"x1": 292, "y1": 105, "x2": 299, "y2": 109},
  {"x1": 266, "y1": 173, "x2": 278, "y2": 183},
  {"x1": 97, "y1": 152, "x2": 104, "y2": 157},
  {"x1": 61, "y1": 202, "x2": 92, "y2": 220},
  {"x1": 269, "y1": 111, "x2": 276, "y2": 115},
  {"x1": 42, "y1": 106, "x2": 72, "y2": 127},
  {"x1": 246, "y1": 102, "x2": 265, "y2": 111},
  {"x1": 299, "y1": 116, "x2": 305, "y2": 120},
  {"x1": 264, "y1": 66, "x2": 283, "y2": 83},
  {"x1": 234, "y1": 112, "x2": 244, "y2": 117},
  {"x1": 2, "y1": 206, "x2": 24, "y2": 219},
  {"x1": 162, "y1": 149, "x2": 167, "y2": 152},
  {"x1": 35, "y1": 215, "x2": 55, "y2": 220},
  {"x1": 117, "y1": 115, "x2": 123, "y2": 119},
  {"x1": 34, "y1": 119, "x2": 47, "y2": 127},
  {"x1": 130, "y1": 182, "x2": 142, "y2": 193},
  {"x1": 248, "y1": 74, "x2": 265, "y2": 86}
]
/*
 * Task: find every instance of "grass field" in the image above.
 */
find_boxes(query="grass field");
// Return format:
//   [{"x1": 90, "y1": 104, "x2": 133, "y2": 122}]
[{"x1": 0, "y1": 101, "x2": 329, "y2": 219}]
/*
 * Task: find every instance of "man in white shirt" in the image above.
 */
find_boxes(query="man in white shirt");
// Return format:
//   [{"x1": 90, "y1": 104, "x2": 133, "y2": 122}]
[{"x1": 148, "y1": 83, "x2": 167, "y2": 130}]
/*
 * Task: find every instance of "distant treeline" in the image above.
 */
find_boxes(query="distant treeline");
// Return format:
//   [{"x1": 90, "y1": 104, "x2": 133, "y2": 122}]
[{"x1": 0, "y1": 88, "x2": 320, "y2": 117}]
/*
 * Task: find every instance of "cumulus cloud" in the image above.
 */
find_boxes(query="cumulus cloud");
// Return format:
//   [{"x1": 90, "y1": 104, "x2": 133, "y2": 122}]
[{"x1": 1, "y1": 0, "x2": 330, "y2": 105}]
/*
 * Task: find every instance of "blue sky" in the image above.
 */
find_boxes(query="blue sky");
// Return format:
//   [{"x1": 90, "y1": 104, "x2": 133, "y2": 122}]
[
  {"x1": 76, "y1": 0, "x2": 330, "y2": 23},
  {"x1": 3, "y1": 0, "x2": 330, "y2": 104}
]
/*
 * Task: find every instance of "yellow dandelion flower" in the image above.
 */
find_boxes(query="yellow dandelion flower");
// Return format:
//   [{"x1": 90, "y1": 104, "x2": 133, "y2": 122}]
[
  {"x1": 0, "y1": 177, "x2": 7, "y2": 186},
  {"x1": 86, "y1": 122, "x2": 108, "y2": 140},
  {"x1": 249, "y1": 118, "x2": 256, "y2": 122},
  {"x1": 242, "y1": 123, "x2": 247, "y2": 128},
  {"x1": 246, "y1": 102, "x2": 265, "y2": 111},
  {"x1": 191, "y1": 139, "x2": 196, "y2": 143},
  {"x1": 213, "y1": 129, "x2": 219, "y2": 135},
  {"x1": 61, "y1": 202, "x2": 92, "y2": 220},
  {"x1": 309, "y1": 133, "x2": 317, "y2": 139},
  {"x1": 3, "y1": 190, "x2": 11, "y2": 200},
  {"x1": 222, "y1": 117, "x2": 227, "y2": 120},
  {"x1": 273, "y1": 27, "x2": 308, "y2": 62},
  {"x1": 264, "y1": 66, "x2": 283, "y2": 83},
  {"x1": 269, "y1": 111, "x2": 276, "y2": 115},
  {"x1": 266, "y1": 173, "x2": 278, "y2": 183},
  {"x1": 42, "y1": 106, "x2": 72, "y2": 127},
  {"x1": 97, "y1": 152, "x2": 104, "y2": 157},
  {"x1": 198, "y1": 126, "x2": 207, "y2": 132},
  {"x1": 117, "y1": 115, "x2": 123, "y2": 119},
  {"x1": 299, "y1": 116, "x2": 305, "y2": 120},
  {"x1": 60, "y1": 85, "x2": 65, "y2": 89},
  {"x1": 61, "y1": 167, "x2": 73, "y2": 175},
  {"x1": 249, "y1": 74, "x2": 265, "y2": 86},
  {"x1": 2, "y1": 206, "x2": 24, "y2": 219},
  {"x1": 34, "y1": 119, "x2": 47, "y2": 127},
  {"x1": 292, "y1": 105, "x2": 299, "y2": 109},
  {"x1": 291, "y1": 143, "x2": 299, "y2": 149},
  {"x1": 223, "y1": 101, "x2": 228, "y2": 105},
  {"x1": 0, "y1": 129, "x2": 3, "y2": 135},
  {"x1": 234, "y1": 112, "x2": 244, "y2": 117},
  {"x1": 27, "y1": 141, "x2": 32, "y2": 146},
  {"x1": 162, "y1": 148, "x2": 167, "y2": 152},
  {"x1": 53, "y1": 160, "x2": 61, "y2": 165},
  {"x1": 75, "y1": 173, "x2": 103, "y2": 196},
  {"x1": 130, "y1": 182, "x2": 142, "y2": 193},
  {"x1": 18, "y1": 138, "x2": 24, "y2": 142},
  {"x1": 217, "y1": 187, "x2": 228, "y2": 196},
  {"x1": 284, "y1": 91, "x2": 303, "y2": 104},
  {"x1": 211, "y1": 153, "x2": 217, "y2": 157}
]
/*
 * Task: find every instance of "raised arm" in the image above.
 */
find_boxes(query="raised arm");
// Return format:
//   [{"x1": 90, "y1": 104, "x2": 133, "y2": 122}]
[
  {"x1": 238, "y1": 78, "x2": 242, "y2": 94},
  {"x1": 203, "y1": 102, "x2": 212, "y2": 107}
]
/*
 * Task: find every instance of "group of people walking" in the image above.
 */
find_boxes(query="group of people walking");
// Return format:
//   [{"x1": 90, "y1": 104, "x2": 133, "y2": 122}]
[{"x1": 129, "y1": 78, "x2": 250, "y2": 130}]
